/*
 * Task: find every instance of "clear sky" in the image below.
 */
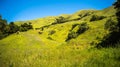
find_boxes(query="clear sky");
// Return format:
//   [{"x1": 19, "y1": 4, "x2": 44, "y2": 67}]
[{"x1": 0, "y1": 0, "x2": 115, "y2": 22}]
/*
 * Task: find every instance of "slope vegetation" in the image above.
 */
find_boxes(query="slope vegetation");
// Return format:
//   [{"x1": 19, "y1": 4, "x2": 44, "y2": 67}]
[{"x1": 0, "y1": 6, "x2": 120, "y2": 67}]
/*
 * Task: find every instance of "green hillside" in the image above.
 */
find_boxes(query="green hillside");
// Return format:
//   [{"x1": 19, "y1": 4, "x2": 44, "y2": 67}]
[
  {"x1": 0, "y1": 6, "x2": 120, "y2": 67},
  {"x1": 17, "y1": 6, "x2": 117, "y2": 48}
]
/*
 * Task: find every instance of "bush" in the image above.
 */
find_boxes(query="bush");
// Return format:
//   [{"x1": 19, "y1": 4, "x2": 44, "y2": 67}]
[
  {"x1": 104, "y1": 18, "x2": 119, "y2": 32},
  {"x1": 66, "y1": 22, "x2": 89, "y2": 41},
  {"x1": 47, "y1": 37, "x2": 53, "y2": 40},
  {"x1": 9, "y1": 22, "x2": 19, "y2": 33},
  {"x1": 79, "y1": 12, "x2": 90, "y2": 18},
  {"x1": 71, "y1": 24, "x2": 79, "y2": 31},
  {"x1": 90, "y1": 15, "x2": 106, "y2": 22},
  {"x1": 20, "y1": 22, "x2": 33, "y2": 32},
  {"x1": 48, "y1": 30, "x2": 56, "y2": 35},
  {"x1": 97, "y1": 18, "x2": 120, "y2": 47},
  {"x1": 19, "y1": 27, "x2": 28, "y2": 32},
  {"x1": 52, "y1": 16, "x2": 66, "y2": 25},
  {"x1": 38, "y1": 31, "x2": 42, "y2": 34},
  {"x1": 77, "y1": 22, "x2": 89, "y2": 34},
  {"x1": 66, "y1": 32, "x2": 78, "y2": 41}
]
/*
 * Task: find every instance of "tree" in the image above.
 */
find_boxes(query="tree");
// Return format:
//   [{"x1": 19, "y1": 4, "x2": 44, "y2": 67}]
[
  {"x1": 0, "y1": 15, "x2": 33, "y2": 39},
  {"x1": 0, "y1": 16, "x2": 8, "y2": 39},
  {"x1": 114, "y1": 0, "x2": 120, "y2": 28},
  {"x1": 20, "y1": 22, "x2": 33, "y2": 32},
  {"x1": 9, "y1": 22, "x2": 19, "y2": 33},
  {"x1": 0, "y1": 19, "x2": 7, "y2": 32},
  {"x1": 28, "y1": 22, "x2": 33, "y2": 29},
  {"x1": 97, "y1": 0, "x2": 120, "y2": 47},
  {"x1": 0, "y1": 15, "x2": 2, "y2": 19},
  {"x1": 90, "y1": 15, "x2": 106, "y2": 22},
  {"x1": 53, "y1": 16, "x2": 66, "y2": 24},
  {"x1": 0, "y1": 16, "x2": 7, "y2": 33}
]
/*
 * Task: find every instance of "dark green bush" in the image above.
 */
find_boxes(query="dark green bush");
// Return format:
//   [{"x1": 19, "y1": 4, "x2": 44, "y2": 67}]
[
  {"x1": 47, "y1": 37, "x2": 53, "y2": 40},
  {"x1": 71, "y1": 24, "x2": 79, "y2": 31},
  {"x1": 19, "y1": 27, "x2": 28, "y2": 32},
  {"x1": 20, "y1": 22, "x2": 33, "y2": 32},
  {"x1": 9, "y1": 22, "x2": 19, "y2": 33},
  {"x1": 66, "y1": 22, "x2": 89, "y2": 41},
  {"x1": 104, "y1": 18, "x2": 119, "y2": 32},
  {"x1": 66, "y1": 32, "x2": 78, "y2": 41},
  {"x1": 90, "y1": 15, "x2": 106, "y2": 22},
  {"x1": 77, "y1": 22, "x2": 89, "y2": 34},
  {"x1": 79, "y1": 12, "x2": 91, "y2": 18},
  {"x1": 48, "y1": 30, "x2": 56, "y2": 35},
  {"x1": 97, "y1": 18, "x2": 120, "y2": 47},
  {"x1": 52, "y1": 16, "x2": 66, "y2": 25}
]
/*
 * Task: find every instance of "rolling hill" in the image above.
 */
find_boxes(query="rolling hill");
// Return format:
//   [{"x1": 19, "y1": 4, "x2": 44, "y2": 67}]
[
  {"x1": 0, "y1": 6, "x2": 120, "y2": 67},
  {"x1": 15, "y1": 6, "x2": 117, "y2": 48}
]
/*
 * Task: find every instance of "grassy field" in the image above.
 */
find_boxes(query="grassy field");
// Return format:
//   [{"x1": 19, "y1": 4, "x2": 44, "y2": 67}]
[
  {"x1": 0, "y1": 30, "x2": 120, "y2": 67},
  {"x1": 0, "y1": 6, "x2": 120, "y2": 67}
]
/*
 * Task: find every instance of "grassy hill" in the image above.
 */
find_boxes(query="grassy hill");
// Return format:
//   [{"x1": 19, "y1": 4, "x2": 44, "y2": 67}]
[
  {"x1": 24, "y1": 6, "x2": 117, "y2": 48},
  {"x1": 0, "y1": 6, "x2": 120, "y2": 67}
]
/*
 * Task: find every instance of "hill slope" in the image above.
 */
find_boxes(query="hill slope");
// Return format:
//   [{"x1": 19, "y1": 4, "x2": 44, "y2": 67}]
[
  {"x1": 2, "y1": 6, "x2": 117, "y2": 47},
  {"x1": 14, "y1": 6, "x2": 117, "y2": 48},
  {"x1": 0, "y1": 6, "x2": 120, "y2": 67}
]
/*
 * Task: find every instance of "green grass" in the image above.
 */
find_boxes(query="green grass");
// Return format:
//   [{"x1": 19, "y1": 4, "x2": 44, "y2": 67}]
[
  {"x1": 0, "y1": 35, "x2": 120, "y2": 67},
  {"x1": 0, "y1": 6, "x2": 119, "y2": 67}
]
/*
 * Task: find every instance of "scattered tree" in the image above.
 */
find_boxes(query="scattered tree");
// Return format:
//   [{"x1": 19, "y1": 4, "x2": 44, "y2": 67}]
[
  {"x1": 19, "y1": 22, "x2": 33, "y2": 32},
  {"x1": 97, "y1": 0, "x2": 120, "y2": 47},
  {"x1": 9, "y1": 22, "x2": 19, "y2": 33},
  {"x1": 0, "y1": 15, "x2": 33, "y2": 39}
]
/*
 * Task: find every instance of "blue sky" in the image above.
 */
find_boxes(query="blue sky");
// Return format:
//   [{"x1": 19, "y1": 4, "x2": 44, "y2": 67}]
[{"x1": 0, "y1": 0, "x2": 115, "y2": 22}]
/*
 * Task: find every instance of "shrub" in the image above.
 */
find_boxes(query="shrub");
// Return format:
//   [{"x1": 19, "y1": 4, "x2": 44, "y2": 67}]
[
  {"x1": 52, "y1": 16, "x2": 66, "y2": 24},
  {"x1": 66, "y1": 22, "x2": 89, "y2": 41},
  {"x1": 66, "y1": 32, "x2": 78, "y2": 41},
  {"x1": 20, "y1": 23, "x2": 33, "y2": 32},
  {"x1": 9, "y1": 22, "x2": 19, "y2": 33},
  {"x1": 38, "y1": 31, "x2": 42, "y2": 34},
  {"x1": 97, "y1": 18, "x2": 120, "y2": 47},
  {"x1": 71, "y1": 24, "x2": 79, "y2": 31},
  {"x1": 48, "y1": 30, "x2": 56, "y2": 35},
  {"x1": 104, "y1": 18, "x2": 119, "y2": 32},
  {"x1": 77, "y1": 22, "x2": 89, "y2": 34},
  {"x1": 47, "y1": 37, "x2": 53, "y2": 40},
  {"x1": 90, "y1": 15, "x2": 106, "y2": 22},
  {"x1": 79, "y1": 12, "x2": 90, "y2": 18},
  {"x1": 19, "y1": 27, "x2": 28, "y2": 32}
]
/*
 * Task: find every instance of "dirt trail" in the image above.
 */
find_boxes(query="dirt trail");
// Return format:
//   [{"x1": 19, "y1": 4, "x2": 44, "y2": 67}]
[{"x1": 23, "y1": 32, "x2": 45, "y2": 45}]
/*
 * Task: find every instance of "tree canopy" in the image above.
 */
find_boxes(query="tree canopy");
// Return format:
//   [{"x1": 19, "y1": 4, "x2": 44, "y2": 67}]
[{"x1": 0, "y1": 15, "x2": 33, "y2": 39}]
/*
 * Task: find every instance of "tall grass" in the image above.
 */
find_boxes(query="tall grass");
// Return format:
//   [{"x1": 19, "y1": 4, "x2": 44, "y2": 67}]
[
  {"x1": 0, "y1": 6, "x2": 119, "y2": 67},
  {"x1": 0, "y1": 40, "x2": 120, "y2": 67}
]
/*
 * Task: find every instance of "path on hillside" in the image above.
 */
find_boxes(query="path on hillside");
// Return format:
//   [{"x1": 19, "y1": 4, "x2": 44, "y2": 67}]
[{"x1": 23, "y1": 32, "x2": 45, "y2": 45}]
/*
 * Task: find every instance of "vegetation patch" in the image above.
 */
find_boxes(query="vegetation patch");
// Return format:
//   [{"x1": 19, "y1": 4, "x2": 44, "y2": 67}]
[
  {"x1": 0, "y1": 16, "x2": 33, "y2": 39},
  {"x1": 48, "y1": 30, "x2": 56, "y2": 35},
  {"x1": 90, "y1": 15, "x2": 106, "y2": 22},
  {"x1": 66, "y1": 22, "x2": 89, "y2": 41}
]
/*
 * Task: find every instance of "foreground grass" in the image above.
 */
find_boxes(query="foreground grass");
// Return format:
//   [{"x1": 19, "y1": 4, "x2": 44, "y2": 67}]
[{"x1": 0, "y1": 33, "x2": 120, "y2": 67}]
